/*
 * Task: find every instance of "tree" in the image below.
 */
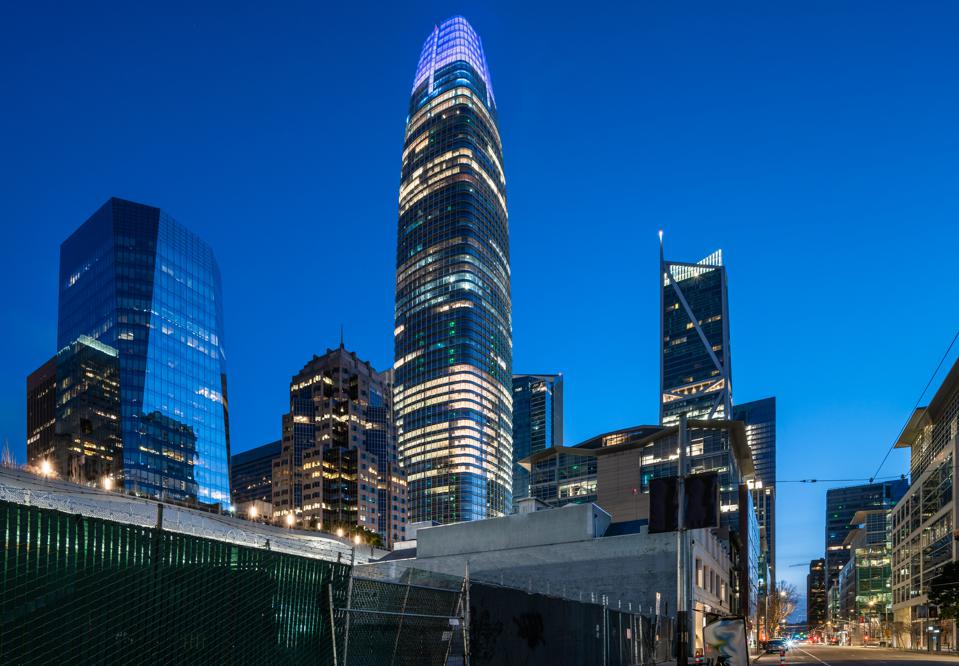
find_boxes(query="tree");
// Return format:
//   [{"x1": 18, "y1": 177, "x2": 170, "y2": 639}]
[
  {"x1": 767, "y1": 581, "x2": 799, "y2": 636},
  {"x1": 928, "y1": 560, "x2": 959, "y2": 620}
]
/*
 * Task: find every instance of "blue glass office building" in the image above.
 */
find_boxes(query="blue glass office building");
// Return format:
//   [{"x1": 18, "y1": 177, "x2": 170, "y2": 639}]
[
  {"x1": 58, "y1": 197, "x2": 231, "y2": 507},
  {"x1": 512, "y1": 374, "x2": 563, "y2": 503},
  {"x1": 394, "y1": 17, "x2": 512, "y2": 523}
]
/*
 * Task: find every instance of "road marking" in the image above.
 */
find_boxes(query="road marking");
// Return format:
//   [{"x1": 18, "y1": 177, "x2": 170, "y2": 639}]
[{"x1": 796, "y1": 648, "x2": 831, "y2": 665}]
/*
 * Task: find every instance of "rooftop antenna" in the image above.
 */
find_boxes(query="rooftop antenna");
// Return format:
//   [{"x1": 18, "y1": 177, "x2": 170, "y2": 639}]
[{"x1": 340, "y1": 324, "x2": 345, "y2": 349}]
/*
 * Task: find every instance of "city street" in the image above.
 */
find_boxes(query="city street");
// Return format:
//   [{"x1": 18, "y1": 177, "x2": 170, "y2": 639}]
[{"x1": 753, "y1": 645, "x2": 959, "y2": 664}]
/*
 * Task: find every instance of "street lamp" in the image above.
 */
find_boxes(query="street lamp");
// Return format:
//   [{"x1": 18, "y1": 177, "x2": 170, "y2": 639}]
[
  {"x1": 285, "y1": 514, "x2": 294, "y2": 528},
  {"x1": 249, "y1": 505, "x2": 258, "y2": 519},
  {"x1": 40, "y1": 459, "x2": 53, "y2": 478},
  {"x1": 101, "y1": 476, "x2": 114, "y2": 490},
  {"x1": 336, "y1": 527, "x2": 344, "y2": 538}
]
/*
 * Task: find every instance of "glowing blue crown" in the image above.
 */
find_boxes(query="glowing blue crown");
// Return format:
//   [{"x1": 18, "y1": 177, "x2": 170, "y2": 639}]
[{"x1": 412, "y1": 16, "x2": 494, "y2": 107}]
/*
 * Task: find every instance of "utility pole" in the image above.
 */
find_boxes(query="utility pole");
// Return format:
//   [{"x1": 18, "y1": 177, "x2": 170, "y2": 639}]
[{"x1": 676, "y1": 413, "x2": 693, "y2": 665}]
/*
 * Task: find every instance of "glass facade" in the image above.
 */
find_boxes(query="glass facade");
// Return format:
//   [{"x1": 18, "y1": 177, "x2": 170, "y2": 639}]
[
  {"x1": 53, "y1": 335, "x2": 121, "y2": 484},
  {"x1": 25, "y1": 356, "x2": 57, "y2": 466},
  {"x1": 825, "y1": 480, "x2": 907, "y2": 596},
  {"x1": 512, "y1": 374, "x2": 563, "y2": 503},
  {"x1": 660, "y1": 248, "x2": 731, "y2": 425},
  {"x1": 57, "y1": 197, "x2": 231, "y2": 507},
  {"x1": 394, "y1": 16, "x2": 512, "y2": 523},
  {"x1": 808, "y1": 558, "x2": 827, "y2": 631},
  {"x1": 528, "y1": 445, "x2": 599, "y2": 508},
  {"x1": 890, "y1": 360, "x2": 959, "y2": 650},
  {"x1": 834, "y1": 510, "x2": 895, "y2": 645},
  {"x1": 230, "y1": 440, "x2": 281, "y2": 505},
  {"x1": 732, "y1": 397, "x2": 776, "y2": 592}
]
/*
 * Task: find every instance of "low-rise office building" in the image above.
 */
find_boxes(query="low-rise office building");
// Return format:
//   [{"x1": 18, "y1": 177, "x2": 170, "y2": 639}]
[{"x1": 362, "y1": 502, "x2": 735, "y2": 655}]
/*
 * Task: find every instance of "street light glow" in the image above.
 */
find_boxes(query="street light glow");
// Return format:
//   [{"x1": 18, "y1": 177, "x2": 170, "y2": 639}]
[
  {"x1": 336, "y1": 528, "x2": 344, "y2": 538},
  {"x1": 285, "y1": 514, "x2": 294, "y2": 527},
  {"x1": 39, "y1": 460, "x2": 53, "y2": 477},
  {"x1": 249, "y1": 506, "x2": 258, "y2": 519},
  {"x1": 101, "y1": 476, "x2": 114, "y2": 490}
]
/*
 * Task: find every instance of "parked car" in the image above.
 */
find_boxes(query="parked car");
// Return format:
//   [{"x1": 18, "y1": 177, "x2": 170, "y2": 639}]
[{"x1": 765, "y1": 639, "x2": 787, "y2": 654}]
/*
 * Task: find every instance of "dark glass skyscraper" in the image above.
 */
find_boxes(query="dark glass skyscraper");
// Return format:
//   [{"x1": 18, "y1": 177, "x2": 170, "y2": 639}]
[
  {"x1": 394, "y1": 16, "x2": 512, "y2": 524},
  {"x1": 26, "y1": 356, "x2": 57, "y2": 467},
  {"x1": 733, "y1": 397, "x2": 776, "y2": 592},
  {"x1": 512, "y1": 374, "x2": 563, "y2": 503},
  {"x1": 231, "y1": 440, "x2": 280, "y2": 505},
  {"x1": 660, "y1": 244, "x2": 731, "y2": 425},
  {"x1": 807, "y1": 558, "x2": 827, "y2": 631},
  {"x1": 57, "y1": 197, "x2": 231, "y2": 506}
]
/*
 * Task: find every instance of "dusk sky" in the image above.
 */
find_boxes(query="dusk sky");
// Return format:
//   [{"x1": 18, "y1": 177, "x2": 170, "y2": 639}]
[{"x1": 2, "y1": 1, "x2": 958, "y2": 603}]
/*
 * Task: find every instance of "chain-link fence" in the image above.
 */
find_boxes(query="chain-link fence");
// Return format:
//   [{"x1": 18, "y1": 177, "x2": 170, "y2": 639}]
[
  {"x1": 353, "y1": 562, "x2": 676, "y2": 665},
  {"x1": 0, "y1": 499, "x2": 349, "y2": 664},
  {"x1": 336, "y1": 567, "x2": 467, "y2": 666}
]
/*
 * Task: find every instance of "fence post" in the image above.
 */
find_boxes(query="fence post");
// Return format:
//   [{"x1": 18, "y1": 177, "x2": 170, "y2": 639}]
[
  {"x1": 327, "y1": 583, "x2": 339, "y2": 666},
  {"x1": 341, "y1": 548, "x2": 356, "y2": 665},
  {"x1": 464, "y1": 561, "x2": 471, "y2": 666},
  {"x1": 390, "y1": 577, "x2": 412, "y2": 666}
]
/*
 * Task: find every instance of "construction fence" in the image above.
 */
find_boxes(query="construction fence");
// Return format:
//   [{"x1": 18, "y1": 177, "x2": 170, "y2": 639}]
[{"x1": 2, "y1": 498, "x2": 677, "y2": 665}]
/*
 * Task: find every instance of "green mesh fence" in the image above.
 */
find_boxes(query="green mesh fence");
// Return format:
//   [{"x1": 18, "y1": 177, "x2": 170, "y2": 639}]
[{"x1": 0, "y1": 500, "x2": 350, "y2": 665}]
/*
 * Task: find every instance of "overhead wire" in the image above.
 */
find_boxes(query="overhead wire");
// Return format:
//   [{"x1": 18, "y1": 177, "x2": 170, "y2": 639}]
[{"x1": 869, "y1": 327, "x2": 959, "y2": 483}]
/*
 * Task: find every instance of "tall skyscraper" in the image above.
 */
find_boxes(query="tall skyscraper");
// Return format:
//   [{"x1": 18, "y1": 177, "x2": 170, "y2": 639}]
[
  {"x1": 660, "y1": 243, "x2": 731, "y2": 425},
  {"x1": 807, "y1": 558, "x2": 827, "y2": 631},
  {"x1": 824, "y1": 480, "x2": 908, "y2": 593},
  {"x1": 394, "y1": 16, "x2": 512, "y2": 524},
  {"x1": 733, "y1": 397, "x2": 776, "y2": 592},
  {"x1": 26, "y1": 356, "x2": 57, "y2": 467},
  {"x1": 57, "y1": 197, "x2": 231, "y2": 506},
  {"x1": 273, "y1": 344, "x2": 407, "y2": 546},
  {"x1": 512, "y1": 374, "x2": 563, "y2": 503}
]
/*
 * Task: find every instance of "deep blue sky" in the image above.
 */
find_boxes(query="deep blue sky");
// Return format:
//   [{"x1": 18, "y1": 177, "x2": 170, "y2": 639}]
[{"x1": 2, "y1": 1, "x2": 958, "y2": 605}]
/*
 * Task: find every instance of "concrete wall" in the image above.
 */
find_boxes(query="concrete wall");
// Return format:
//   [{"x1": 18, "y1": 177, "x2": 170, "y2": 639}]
[
  {"x1": 364, "y1": 528, "x2": 679, "y2": 614},
  {"x1": 417, "y1": 502, "x2": 610, "y2": 558}
]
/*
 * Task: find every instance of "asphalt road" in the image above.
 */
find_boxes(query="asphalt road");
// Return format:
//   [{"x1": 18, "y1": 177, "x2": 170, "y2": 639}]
[{"x1": 753, "y1": 644, "x2": 959, "y2": 664}]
